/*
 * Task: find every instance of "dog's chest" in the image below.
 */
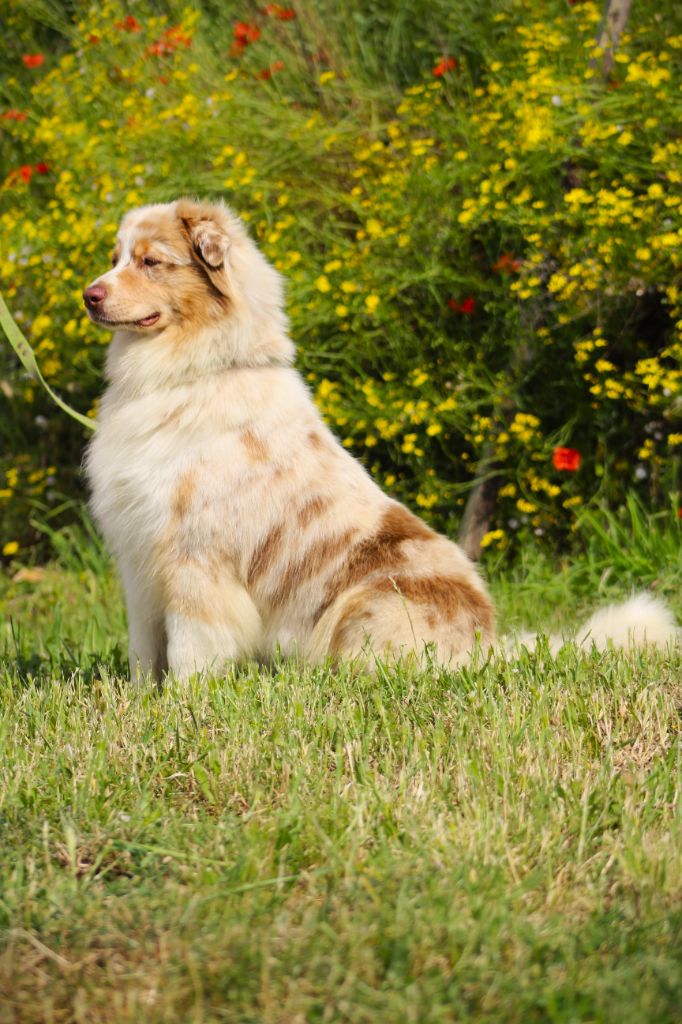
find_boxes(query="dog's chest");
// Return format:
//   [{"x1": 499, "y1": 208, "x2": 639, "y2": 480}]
[
  {"x1": 87, "y1": 388, "x2": 219, "y2": 558},
  {"x1": 86, "y1": 391, "x2": 255, "y2": 565},
  {"x1": 87, "y1": 426, "x2": 179, "y2": 558}
]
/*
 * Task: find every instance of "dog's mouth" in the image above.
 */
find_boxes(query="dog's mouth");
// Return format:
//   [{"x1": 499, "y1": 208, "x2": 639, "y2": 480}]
[
  {"x1": 87, "y1": 310, "x2": 161, "y2": 329},
  {"x1": 136, "y1": 313, "x2": 161, "y2": 327}
]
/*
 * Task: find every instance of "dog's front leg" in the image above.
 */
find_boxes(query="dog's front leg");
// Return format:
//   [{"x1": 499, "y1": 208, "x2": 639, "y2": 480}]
[
  {"x1": 163, "y1": 563, "x2": 263, "y2": 680},
  {"x1": 119, "y1": 560, "x2": 167, "y2": 681}
]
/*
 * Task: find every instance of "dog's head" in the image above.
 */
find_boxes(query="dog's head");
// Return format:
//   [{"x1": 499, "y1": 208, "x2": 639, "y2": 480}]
[{"x1": 83, "y1": 199, "x2": 293, "y2": 378}]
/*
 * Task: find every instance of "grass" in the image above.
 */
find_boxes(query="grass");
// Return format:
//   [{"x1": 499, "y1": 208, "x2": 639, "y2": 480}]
[{"x1": 0, "y1": 519, "x2": 680, "y2": 1022}]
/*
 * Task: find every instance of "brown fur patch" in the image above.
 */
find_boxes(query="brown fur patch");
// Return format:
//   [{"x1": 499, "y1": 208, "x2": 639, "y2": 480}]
[
  {"x1": 296, "y1": 495, "x2": 330, "y2": 527},
  {"x1": 156, "y1": 551, "x2": 211, "y2": 622},
  {"x1": 240, "y1": 428, "x2": 269, "y2": 462},
  {"x1": 171, "y1": 469, "x2": 197, "y2": 521},
  {"x1": 311, "y1": 503, "x2": 434, "y2": 624},
  {"x1": 246, "y1": 524, "x2": 284, "y2": 585},
  {"x1": 342, "y1": 504, "x2": 432, "y2": 582},
  {"x1": 270, "y1": 528, "x2": 357, "y2": 608},
  {"x1": 307, "y1": 429, "x2": 325, "y2": 450},
  {"x1": 329, "y1": 572, "x2": 494, "y2": 656},
  {"x1": 158, "y1": 403, "x2": 189, "y2": 430},
  {"x1": 175, "y1": 205, "x2": 231, "y2": 299},
  {"x1": 329, "y1": 595, "x2": 373, "y2": 654},
  {"x1": 128, "y1": 207, "x2": 187, "y2": 245},
  {"x1": 133, "y1": 239, "x2": 154, "y2": 263},
  {"x1": 170, "y1": 264, "x2": 230, "y2": 332},
  {"x1": 374, "y1": 573, "x2": 494, "y2": 635}
]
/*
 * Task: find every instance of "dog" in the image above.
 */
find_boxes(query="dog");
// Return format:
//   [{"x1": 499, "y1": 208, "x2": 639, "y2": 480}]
[{"x1": 83, "y1": 199, "x2": 679, "y2": 679}]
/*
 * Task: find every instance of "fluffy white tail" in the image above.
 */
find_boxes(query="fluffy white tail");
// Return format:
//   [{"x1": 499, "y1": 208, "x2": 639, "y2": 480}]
[{"x1": 508, "y1": 593, "x2": 680, "y2": 655}]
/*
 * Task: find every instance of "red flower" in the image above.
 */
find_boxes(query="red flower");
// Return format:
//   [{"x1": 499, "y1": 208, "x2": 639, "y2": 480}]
[
  {"x1": 433, "y1": 56, "x2": 457, "y2": 77},
  {"x1": 448, "y1": 296, "x2": 475, "y2": 315},
  {"x1": 22, "y1": 54, "x2": 45, "y2": 68},
  {"x1": 264, "y1": 4, "x2": 296, "y2": 18},
  {"x1": 148, "y1": 25, "x2": 192, "y2": 56},
  {"x1": 233, "y1": 21, "x2": 261, "y2": 52},
  {"x1": 34, "y1": 162, "x2": 49, "y2": 174},
  {"x1": 88, "y1": 34, "x2": 101, "y2": 44},
  {"x1": 116, "y1": 15, "x2": 141, "y2": 32},
  {"x1": 678, "y1": 507, "x2": 682, "y2": 519},
  {"x1": 257, "y1": 60, "x2": 285, "y2": 79},
  {"x1": 493, "y1": 252, "x2": 522, "y2": 274},
  {"x1": 2, "y1": 110, "x2": 27, "y2": 121},
  {"x1": 552, "y1": 447, "x2": 582, "y2": 472},
  {"x1": 19, "y1": 165, "x2": 34, "y2": 183}
]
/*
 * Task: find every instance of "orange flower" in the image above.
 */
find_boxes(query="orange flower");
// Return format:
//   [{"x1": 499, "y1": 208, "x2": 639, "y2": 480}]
[
  {"x1": 257, "y1": 60, "x2": 285, "y2": 79},
  {"x1": 2, "y1": 110, "x2": 27, "y2": 121},
  {"x1": 233, "y1": 20, "x2": 261, "y2": 52},
  {"x1": 21, "y1": 54, "x2": 45, "y2": 68},
  {"x1": 433, "y1": 56, "x2": 457, "y2": 77},
  {"x1": 552, "y1": 447, "x2": 581, "y2": 472},
  {"x1": 116, "y1": 15, "x2": 141, "y2": 32},
  {"x1": 148, "y1": 25, "x2": 192, "y2": 56},
  {"x1": 264, "y1": 4, "x2": 296, "y2": 18},
  {"x1": 493, "y1": 252, "x2": 522, "y2": 274}
]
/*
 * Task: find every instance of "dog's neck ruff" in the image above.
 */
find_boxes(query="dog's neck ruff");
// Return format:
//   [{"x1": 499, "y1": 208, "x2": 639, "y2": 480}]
[{"x1": 105, "y1": 323, "x2": 296, "y2": 400}]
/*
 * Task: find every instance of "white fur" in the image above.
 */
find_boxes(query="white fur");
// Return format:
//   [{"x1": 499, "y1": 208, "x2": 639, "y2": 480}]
[
  {"x1": 576, "y1": 593, "x2": 681, "y2": 651},
  {"x1": 507, "y1": 593, "x2": 680, "y2": 656}
]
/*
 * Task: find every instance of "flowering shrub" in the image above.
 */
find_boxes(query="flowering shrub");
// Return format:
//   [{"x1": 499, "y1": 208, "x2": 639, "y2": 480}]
[{"x1": 0, "y1": 0, "x2": 680, "y2": 558}]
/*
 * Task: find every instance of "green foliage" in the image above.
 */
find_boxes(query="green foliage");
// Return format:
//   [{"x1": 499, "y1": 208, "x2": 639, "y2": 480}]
[{"x1": 0, "y1": 0, "x2": 680, "y2": 561}]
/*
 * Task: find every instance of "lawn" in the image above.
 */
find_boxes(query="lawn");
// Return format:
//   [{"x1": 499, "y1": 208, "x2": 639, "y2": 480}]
[{"x1": 0, "y1": 525, "x2": 680, "y2": 1023}]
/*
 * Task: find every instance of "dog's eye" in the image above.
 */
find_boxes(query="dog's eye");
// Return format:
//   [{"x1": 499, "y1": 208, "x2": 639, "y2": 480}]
[
  {"x1": 111, "y1": 255, "x2": 118, "y2": 267},
  {"x1": 143, "y1": 256, "x2": 161, "y2": 267}
]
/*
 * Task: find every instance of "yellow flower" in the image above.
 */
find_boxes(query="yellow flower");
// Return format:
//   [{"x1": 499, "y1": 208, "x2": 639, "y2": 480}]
[
  {"x1": 365, "y1": 294, "x2": 380, "y2": 313},
  {"x1": 335, "y1": 304, "x2": 348, "y2": 318},
  {"x1": 2, "y1": 541, "x2": 19, "y2": 556},
  {"x1": 315, "y1": 275, "x2": 331, "y2": 293}
]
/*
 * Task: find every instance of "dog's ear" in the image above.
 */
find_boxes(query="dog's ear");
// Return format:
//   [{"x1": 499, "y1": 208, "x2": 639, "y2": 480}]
[{"x1": 177, "y1": 200, "x2": 231, "y2": 297}]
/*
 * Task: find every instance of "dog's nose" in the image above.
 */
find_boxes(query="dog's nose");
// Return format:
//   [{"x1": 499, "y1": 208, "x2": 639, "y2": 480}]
[{"x1": 83, "y1": 284, "x2": 107, "y2": 309}]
